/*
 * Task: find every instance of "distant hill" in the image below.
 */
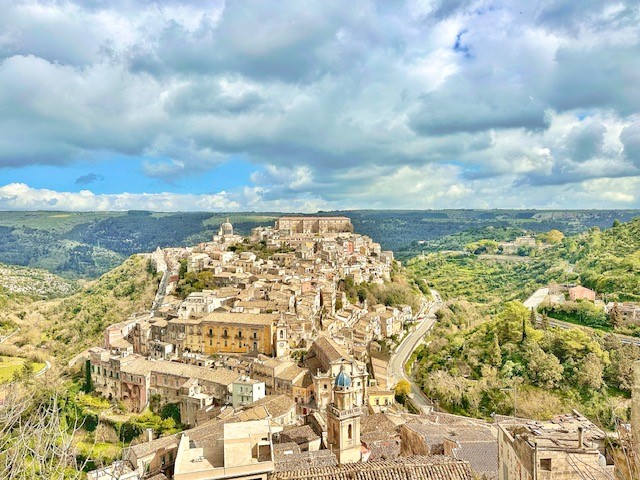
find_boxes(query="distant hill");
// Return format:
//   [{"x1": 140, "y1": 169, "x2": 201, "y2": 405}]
[
  {"x1": 0, "y1": 209, "x2": 637, "y2": 279},
  {"x1": 0, "y1": 263, "x2": 76, "y2": 298},
  {"x1": 0, "y1": 255, "x2": 160, "y2": 360}
]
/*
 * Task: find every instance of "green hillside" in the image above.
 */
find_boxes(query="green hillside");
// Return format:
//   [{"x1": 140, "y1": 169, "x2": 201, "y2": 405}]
[
  {"x1": 408, "y1": 218, "x2": 640, "y2": 427},
  {"x1": 564, "y1": 219, "x2": 640, "y2": 301},
  {"x1": 0, "y1": 255, "x2": 160, "y2": 361},
  {"x1": 0, "y1": 210, "x2": 637, "y2": 279}
]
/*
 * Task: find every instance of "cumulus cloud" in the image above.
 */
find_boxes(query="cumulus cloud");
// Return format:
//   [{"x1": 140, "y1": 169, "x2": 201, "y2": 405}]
[{"x1": 0, "y1": 0, "x2": 638, "y2": 209}]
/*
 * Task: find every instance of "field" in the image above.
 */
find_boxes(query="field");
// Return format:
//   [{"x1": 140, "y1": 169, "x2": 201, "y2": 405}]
[{"x1": 0, "y1": 355, "x2": 45, "y2": 383}]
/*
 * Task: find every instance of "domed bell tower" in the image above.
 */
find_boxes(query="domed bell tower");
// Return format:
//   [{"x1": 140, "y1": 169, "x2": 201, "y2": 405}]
[{"x1": 327, "y1": 365, "x2": 362, "y2": 464}]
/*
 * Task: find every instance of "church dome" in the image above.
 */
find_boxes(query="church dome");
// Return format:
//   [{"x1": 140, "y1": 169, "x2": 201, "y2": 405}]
[
  {"x1": 334, "y1": 367, "x2": 352, "y2": 388},
  {"x1": 219, "y1": 218, "x2": 233, "y2": 236}
]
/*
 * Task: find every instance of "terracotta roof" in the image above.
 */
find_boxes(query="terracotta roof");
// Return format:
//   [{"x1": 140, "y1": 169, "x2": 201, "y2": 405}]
[
  {"x1": 293, "y1": 370, "x2": 313, "y2": 388},
  {"x1": 311, "y1": 336, "x2": 349, "y2": 363},
  {"x1": 271, "y1": 455, "x2": 474, "y2": 480},
  {"x1": 244, "y1": 394, "x2": 296, "y2": 419},
  {"x1": 277, "y1": 364, "x2": 306, "y2": 382},
  {"x1": 449, "y1": 441, "x2": 498, "y2": 480},
  {"x1": 361, "y1": 413, "x2": 398, "y2": 436},
  {"x1": 129, "y1": 434, "x2": 178, "y2": 459},
  {"x1": 279, "y1": 425, "x2": 320, "y2": 445},
  {"x1": 275, "y1": 450, "x2": 338, "y2": 473},
  {"x1": 274, "y1": 442, "x2": 301, "y2": 456},
  {"x1": 201, "y1": 311, "x2": 278, "y2": 325},
  {"x1": 121, "y1": 358, "x2": 240, "y2": 386}
]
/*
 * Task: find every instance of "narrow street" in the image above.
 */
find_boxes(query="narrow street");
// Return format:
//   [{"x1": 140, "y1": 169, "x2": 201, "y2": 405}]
[{"x1": 388, "y1": 289, "x2": 443, "y2": 412}]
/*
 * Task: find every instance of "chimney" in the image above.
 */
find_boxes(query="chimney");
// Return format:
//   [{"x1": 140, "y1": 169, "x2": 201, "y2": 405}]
[
  {"x1": 147, "y1": 428, "x2": 154, "y2": 443},
  {"x1": 578, "y1": 426, "x2": 584, "y2": 449}
]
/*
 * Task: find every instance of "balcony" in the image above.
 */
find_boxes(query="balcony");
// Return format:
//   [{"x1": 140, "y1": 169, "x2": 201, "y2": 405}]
[{"x1": 328, "y1": 405, "x2": 362, "y2": 419}]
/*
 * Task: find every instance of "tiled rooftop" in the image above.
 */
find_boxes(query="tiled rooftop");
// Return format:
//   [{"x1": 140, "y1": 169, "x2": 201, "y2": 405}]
[{"x1": 271, "y1": 455, "x2": 474, "y2": 480}]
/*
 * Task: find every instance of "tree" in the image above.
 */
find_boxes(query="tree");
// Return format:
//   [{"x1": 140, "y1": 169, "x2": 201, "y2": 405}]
[
  {"x1": 609, "y1": 303, "x2": 623, "y2": 329},
  {"x1": 613, "y1": 219, "x2": 621, "y2": 228},
  {"x1": 488, "y1": 334, "x2": 502, "y2": 367},
  {"x1": 524, "y1": 344, "x2": 564, "y2": 389},
  {"x1": 394, "y1": 380, "x2": 411, "y2": 404},
  {"x1": 576, "y1": 352, "x2": 604, "y2": 391},
  {"x1": 0, "y1": 382, "x2": 94, "y2": 479},
  {"x1": 546, "y1": 229, "x2": 565, "y2": 244},
  {"x1": 84, "y1": 359, "x2": 93, "y2": 394},
  {"x1": 541, "y1": 314, "x2": 549, "y2": 330},
  {"x1": 529, "y1": 308, "x2": 537, "y2": 328}
]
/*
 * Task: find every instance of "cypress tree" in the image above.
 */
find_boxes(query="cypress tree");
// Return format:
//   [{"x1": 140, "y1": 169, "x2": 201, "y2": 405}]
[{"x1": 84, "y1": 359, "x2": 93, "y2": 394}]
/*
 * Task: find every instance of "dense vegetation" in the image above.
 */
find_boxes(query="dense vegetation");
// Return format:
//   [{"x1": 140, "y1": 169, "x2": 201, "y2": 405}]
[
  {"x1": 412, "y1": 300, "x2": 639, "y2": 427},
  {"x1": 408, "y1": 253, "x2": 573, "y2": 311},
  {"x1": 408, "y1": 217, "x2": 640, "y2": 428},
  {"x1": 0, "y1": 255, "x2": 160, "y2": 361},
  {"x1": 0, "y1": 209, "x2": 637, "y2": 279},
  {"x1": 0, "y1": 211, "x2": 277, "y2": 279}
]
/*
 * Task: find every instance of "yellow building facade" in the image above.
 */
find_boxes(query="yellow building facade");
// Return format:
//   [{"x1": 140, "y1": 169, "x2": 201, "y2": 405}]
[{"x1": 201, "y1": 312, "x2": 277, "y2": 356}]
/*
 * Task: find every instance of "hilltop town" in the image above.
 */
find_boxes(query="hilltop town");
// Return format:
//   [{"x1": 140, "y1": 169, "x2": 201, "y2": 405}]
[{"x1": 73, "y1": 216, "x2": 629, "y2": 480}]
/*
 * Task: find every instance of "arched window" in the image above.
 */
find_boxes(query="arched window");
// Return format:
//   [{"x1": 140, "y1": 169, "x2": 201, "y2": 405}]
[
  {"x1": 223, "y1": 329, "x2": 227, "y2": 338},
  {"x1": 348, "y1": 424, "x2": 353, "y2": 440},
  {"x1": 253, "y1": 332, "x2": 257, "y2": 339},
  {"x1": 238, "y1": 330, "x2": 242, "y2": 338},
  {"x1": 279, "y1": 330, "x2": 284, "y2": 339},
  {"x1": 209, "y1": 328, "x2": 213, "y2": 336}
]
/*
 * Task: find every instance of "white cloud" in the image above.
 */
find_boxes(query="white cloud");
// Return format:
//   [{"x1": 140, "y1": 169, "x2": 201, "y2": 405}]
[{"x1": 0, "y1": 0, "x2": 638, "y2": 208}]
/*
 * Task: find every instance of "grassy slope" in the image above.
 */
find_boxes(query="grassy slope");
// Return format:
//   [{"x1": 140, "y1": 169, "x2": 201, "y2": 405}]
[
  {"x1": 0, "y1": 355, "x2": 46, "y2": 383},
  {"x1": 2, "y1": 255, "x2": 160, "y2": 361}
]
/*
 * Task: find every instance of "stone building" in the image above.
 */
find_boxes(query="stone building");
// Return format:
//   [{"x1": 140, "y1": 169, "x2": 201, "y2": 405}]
[
  {"x1": 275, "y1": 216, "x2": 353, "y2": 234},
  {"x1": 497, "y1": 412, "x2": 614, "y2": 480},
  {"x1": 305, "y1": 336, "x2": 368, "y2": 410},
  {"x1": 326, "y1": 367, "x2": 363, "y2": 464},
  {"x1": 88, "y1": 348, "x2": 239, "y2": 421},
  {"x1": 568, "y1": 285, "x2": 596, "y2": 302}
]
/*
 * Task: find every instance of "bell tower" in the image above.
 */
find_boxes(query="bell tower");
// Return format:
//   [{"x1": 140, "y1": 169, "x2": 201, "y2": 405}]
[
  {"x1": 275, "y1": 317, "x2": 289, "y2": 358},
  {"x1": 327, "y1": 366, "x2": 362, "y2": 464}
]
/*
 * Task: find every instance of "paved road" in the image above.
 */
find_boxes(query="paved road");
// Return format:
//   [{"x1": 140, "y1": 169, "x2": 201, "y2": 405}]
[
  {"x1": 388, "y1": 289, "x2": 443, "y2": 413},
  {"x1": 0, "y1": 328, "x2": 20, "y2": 344},
  {"x1": 523, "y1": 287, "x2": 549, "y2": 310},
  {"x1": 523, "y1": 289, "x2": 640, "y2": 346}
]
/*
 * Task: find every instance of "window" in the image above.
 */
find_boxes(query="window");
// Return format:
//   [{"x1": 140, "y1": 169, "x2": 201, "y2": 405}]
[
  {"x1": 224, "y1": 340, "x2": 227, "y2": 347},
  {"x1": 209, "y1": 328, "x2": 213, "y2": 336},
  {"x1": 238, "y1": 330, "x2": 242, "y2": 338},
  {"x1": 280, "y1": 330, "x2": 284, "y2": 339},
  {"x1": 209, "y1": 339, "x2": 212, "y2": 346},
  {"x1": 540, "y1": 459, "x2": 551, "y2": 471},
  {"x1": 253, "y1": 332, "x2": 257, "y2": 339},
  {"x1": 348, "y1": 424, "x2": 353, "y2": 440},
  {"x1": 324, "y1": 384, "x2": 328, "y2": 390},
  {"x1": 223, "y1": 329, "x2": 227, "y2": 338}
]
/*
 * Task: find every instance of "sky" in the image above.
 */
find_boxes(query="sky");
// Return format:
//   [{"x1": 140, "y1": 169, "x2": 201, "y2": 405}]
[{"x1": 0, "y1": 0, "x2": 639, "y2": 212}]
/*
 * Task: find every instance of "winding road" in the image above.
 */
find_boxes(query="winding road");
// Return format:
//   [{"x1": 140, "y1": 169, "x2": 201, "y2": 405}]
[{"x1": 388, "y1": 289, "x2": 443, "y2": 413}]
